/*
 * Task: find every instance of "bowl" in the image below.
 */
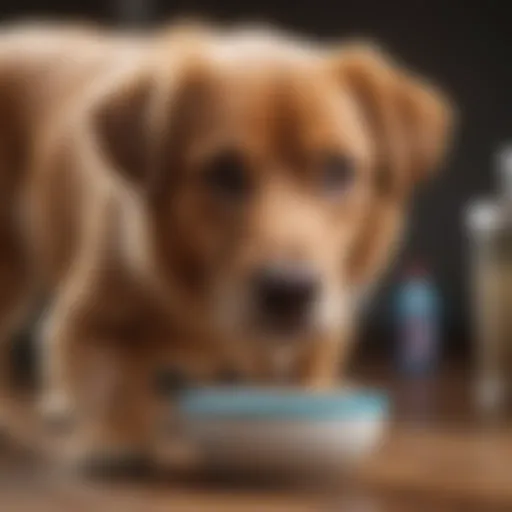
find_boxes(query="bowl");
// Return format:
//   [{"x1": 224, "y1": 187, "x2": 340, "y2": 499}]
[{"x1": 176, "y1": 386, "x2": 390, "y2": 477}]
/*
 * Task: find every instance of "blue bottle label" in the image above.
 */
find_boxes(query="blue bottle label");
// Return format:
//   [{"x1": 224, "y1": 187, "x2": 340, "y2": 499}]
[
  {"x1": 396, "y1": 280, "x2": 440, "y2": 375},
  {"x1": 403, "y1": 315, "x2": 435, "y2": 370}
]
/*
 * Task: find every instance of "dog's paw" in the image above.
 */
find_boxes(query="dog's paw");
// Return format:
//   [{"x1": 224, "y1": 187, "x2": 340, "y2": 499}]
[
  {"x1": 74, "y1": 445, "x2": 153, "y2": 479},
  {"x1": 38, "y1": 393, "x2": 75, "y2": 432}
]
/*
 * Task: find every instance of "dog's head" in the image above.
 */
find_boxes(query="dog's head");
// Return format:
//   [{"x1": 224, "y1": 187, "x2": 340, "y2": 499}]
[{"x1": 90, "y1": 25, "x2": 454, "y2": 350}]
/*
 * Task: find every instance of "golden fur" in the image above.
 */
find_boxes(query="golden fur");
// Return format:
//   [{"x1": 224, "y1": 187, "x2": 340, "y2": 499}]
[{"x1": 0, "y1": 21, "x2": 454, "y2": 465}]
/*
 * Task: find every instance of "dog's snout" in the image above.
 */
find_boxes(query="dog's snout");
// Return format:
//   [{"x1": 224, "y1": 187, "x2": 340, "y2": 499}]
[{"x1": 253, "y1": 264, "x2": 319, "y2": 332}]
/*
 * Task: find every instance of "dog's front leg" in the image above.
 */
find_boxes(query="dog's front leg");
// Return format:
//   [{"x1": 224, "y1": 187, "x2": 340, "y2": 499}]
[
  {"x1": 74, "y1": 337, "x2": 159, "y2": 473},
  {"x1": 40, "y1": 292, "x2": 160, "y2": 472}
]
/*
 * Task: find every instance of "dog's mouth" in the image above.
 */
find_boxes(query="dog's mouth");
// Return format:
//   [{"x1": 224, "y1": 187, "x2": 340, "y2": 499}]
[
  {"x1": 214, "y1": 296, "x2": 317, "y2": 345},
  {"x1": 248, "y1": 303, "x2": 317, "y2": 342}
]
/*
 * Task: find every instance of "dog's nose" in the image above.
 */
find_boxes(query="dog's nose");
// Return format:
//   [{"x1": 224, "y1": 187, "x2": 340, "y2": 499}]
[{"x1": 253, "y1": 264, "x2": 319, "y2": 331}]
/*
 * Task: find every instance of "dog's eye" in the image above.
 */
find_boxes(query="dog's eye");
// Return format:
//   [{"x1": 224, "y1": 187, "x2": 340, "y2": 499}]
[
  {"x1": 320, "y1": 155, "x2": 356, "y2": 196},
  {"x1": 203, "y1": 151, "x2": 251, "y2": 200}
]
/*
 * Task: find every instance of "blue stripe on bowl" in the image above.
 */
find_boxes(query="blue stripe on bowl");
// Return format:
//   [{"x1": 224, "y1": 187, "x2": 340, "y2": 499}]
[{"x1": 177, "y1": 387, "x2": 389, "y2": 421}]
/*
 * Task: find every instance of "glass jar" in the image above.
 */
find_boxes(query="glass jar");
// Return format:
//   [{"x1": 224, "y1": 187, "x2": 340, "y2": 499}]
[
  {"x1": 467, "y1": 146, "x2": 512, "y2": 414},
  {"x1": 467, "y1": 201, "x2": 512, "y2": 413}
]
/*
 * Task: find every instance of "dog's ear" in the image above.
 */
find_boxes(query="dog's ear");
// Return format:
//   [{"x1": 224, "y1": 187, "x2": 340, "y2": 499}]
[
  {"x1": 91, "y1": 53, "x2": 213, "y2": 196},
  {"x1": 332, "y1": 44, "x2": 455, "y2": 197},
  {"x1": 331, "y1": 44, "x2": 455, "y2": 288},
  {"x1": 92, "y1": 69, "x2": 155, "y2": 187}
]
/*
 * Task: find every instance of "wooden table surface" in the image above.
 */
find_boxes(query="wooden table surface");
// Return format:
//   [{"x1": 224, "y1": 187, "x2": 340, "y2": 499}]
[{"x1": 2, "y1": 363, "x2": 512, "y2": 511}]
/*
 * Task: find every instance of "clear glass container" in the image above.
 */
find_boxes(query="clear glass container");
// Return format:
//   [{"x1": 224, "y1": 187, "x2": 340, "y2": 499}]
[{"x1": 466, "y1": 146, "x2": 512, "y2": 414}]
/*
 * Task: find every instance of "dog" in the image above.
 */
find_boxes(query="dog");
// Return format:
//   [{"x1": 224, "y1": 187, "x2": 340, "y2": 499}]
[{"x1": 0, "y1": 20, "x2": 454, "y2": 468}]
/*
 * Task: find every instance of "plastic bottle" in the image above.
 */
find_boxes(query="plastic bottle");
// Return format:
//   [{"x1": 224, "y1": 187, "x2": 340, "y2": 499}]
[{"x1": 395, "y1": 263, "x2": 442, "y2": 376}]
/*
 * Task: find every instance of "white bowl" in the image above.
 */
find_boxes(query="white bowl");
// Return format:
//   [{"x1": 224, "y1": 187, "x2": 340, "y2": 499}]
[{"x1": 176, "y1": 387, "x2": 389, "y2": 476}]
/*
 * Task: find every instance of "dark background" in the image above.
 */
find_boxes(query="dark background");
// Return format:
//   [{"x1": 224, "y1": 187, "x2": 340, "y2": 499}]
[{"x1": 3, "y1": 1, "x2": 511, "y2": 359}]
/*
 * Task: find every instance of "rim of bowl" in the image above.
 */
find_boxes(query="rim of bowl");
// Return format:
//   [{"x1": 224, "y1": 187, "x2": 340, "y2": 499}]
[{"x1": 176, "y1": 387, "x2": 389, "y2": 421}]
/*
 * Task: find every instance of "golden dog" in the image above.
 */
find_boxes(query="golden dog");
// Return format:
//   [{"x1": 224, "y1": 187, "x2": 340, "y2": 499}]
[{"x1": 0, "y1": 21, "x2": 454, "y2": 467}]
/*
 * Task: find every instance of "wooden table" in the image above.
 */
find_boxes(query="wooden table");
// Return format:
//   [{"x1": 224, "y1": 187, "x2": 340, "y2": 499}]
[{"x1": 2, "y1": 363, "x2": 512, "y2": 511}]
